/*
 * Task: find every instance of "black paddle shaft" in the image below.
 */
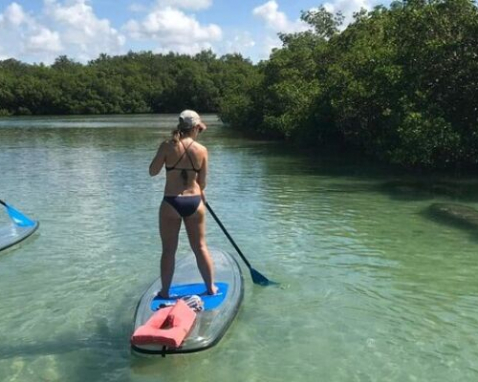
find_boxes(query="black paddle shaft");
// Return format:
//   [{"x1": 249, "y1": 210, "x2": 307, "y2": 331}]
[{"x1": 205, "y1": 202, "x2": 252, "y2": 269}]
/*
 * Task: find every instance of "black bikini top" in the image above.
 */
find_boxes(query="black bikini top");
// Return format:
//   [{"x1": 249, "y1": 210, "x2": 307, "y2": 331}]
[{"x1": 165, "y1": 140, "x2": 200, "y2": 173}]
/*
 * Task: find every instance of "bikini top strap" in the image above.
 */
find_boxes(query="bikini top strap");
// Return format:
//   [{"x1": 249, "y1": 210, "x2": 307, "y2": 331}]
[
  {"x1": 183, "y1": 141, "x2": 200, "y2": 172},
  {"x1": 168, "y1": 140, "x2": 195, "y2": 170}
]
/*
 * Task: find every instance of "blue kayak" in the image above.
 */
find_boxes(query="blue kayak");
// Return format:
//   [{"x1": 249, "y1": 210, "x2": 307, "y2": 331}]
[
  {"x1": 131, "y1": 247, "x2": 244, "y2": 355},
  {"x1": 0, "y1": 201, "x2": 39, "y2": 252}
]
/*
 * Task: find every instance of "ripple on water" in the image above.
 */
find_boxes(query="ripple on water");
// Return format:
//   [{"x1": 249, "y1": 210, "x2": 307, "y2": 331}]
[{"x1": 2, "y1": 116, "x2": 478, "y2": 382}]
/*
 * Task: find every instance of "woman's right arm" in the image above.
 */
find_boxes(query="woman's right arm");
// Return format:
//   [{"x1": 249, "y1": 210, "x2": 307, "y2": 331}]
[{"x1": 149, "y1": 141, "x2": 167, "y2": 176}]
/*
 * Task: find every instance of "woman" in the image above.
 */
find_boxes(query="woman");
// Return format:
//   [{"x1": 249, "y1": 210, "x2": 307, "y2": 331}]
[{"x1": 149, "y1": 110, "x2": 218, "y2": 298}]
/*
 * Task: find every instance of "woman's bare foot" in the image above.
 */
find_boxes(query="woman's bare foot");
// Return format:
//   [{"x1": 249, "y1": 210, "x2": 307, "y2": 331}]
[
  {"x1": 207, "y1": 284, "x2": 219, "y2": 295},
  {"x1": 156, "y1": 290, "x2": 170, "y2": 299}
]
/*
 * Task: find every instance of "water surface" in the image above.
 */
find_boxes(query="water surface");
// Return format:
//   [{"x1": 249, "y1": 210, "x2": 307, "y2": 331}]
[{"x1": 1, "y1": 115, "x2": 477, "y2": 382}]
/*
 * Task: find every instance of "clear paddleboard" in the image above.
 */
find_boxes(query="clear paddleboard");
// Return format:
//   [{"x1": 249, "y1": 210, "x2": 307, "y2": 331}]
[
  {"x1": 131, "y1": 247, "x2": 244, "y2": 355},
  {"x1": 0, "y1": 222, "x2": 39, "y2": 252}
]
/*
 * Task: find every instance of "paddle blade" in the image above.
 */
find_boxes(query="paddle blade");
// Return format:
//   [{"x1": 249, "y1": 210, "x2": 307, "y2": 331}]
[
  {"x1": 250, "y1": 268, "x2": 277, "y2": 286},
  {"x1": 4, "y1": 203, "x2": 36, "y2": 227}
]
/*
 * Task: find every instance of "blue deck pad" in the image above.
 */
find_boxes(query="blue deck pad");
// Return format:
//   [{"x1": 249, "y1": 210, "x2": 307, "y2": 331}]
[{"x1": 151, "y1": 282, "x2": 228, "y2": 311}]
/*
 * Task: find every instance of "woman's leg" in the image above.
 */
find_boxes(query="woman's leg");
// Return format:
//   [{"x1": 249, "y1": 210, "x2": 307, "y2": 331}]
[
  {"x1": 184, "y1": 202, "x2": 218, "y2": 295},
  {"x1": 159, "y1": 201, "x2": 182, "y2": 298}
]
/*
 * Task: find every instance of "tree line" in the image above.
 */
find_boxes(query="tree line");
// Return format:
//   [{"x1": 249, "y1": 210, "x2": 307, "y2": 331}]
[
  {"x1": 0, "y1": 50, "x2": 259, "y2": 117},
  {"x1": 219, "y1": 0, "x2": 478, "y2": 169},
  {"x1": 1, "y1": 0, "x2": 477, "y2": 169}
]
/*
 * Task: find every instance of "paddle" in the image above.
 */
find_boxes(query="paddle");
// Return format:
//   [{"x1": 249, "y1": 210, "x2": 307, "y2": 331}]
[
  {"x1": 0, "y1": 200, "x2": 36, "y2": 227},
  {"x1": 205, "y1": 202, "x2": 276, "y2": 286}
]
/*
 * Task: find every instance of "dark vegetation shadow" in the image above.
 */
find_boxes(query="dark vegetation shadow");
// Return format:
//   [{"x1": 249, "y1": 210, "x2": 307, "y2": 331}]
[
  {"x1": 241, "y1": 135, "x2": 478, "y2": 243},
  {"x1": 241, "y1": 138, "x2": 396, "y2": 178},
  {"x1": 243, "y1": 136, "x2": 478, "y2": 200},
  {"x1": 378, "y1": 180, "x2": 478, "y2": 203},
  {"x1": 420, "y1": 202, "x2": 478, "y2": 243}
]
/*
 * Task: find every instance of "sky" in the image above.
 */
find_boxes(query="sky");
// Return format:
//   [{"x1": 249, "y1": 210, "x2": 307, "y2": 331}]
[{"x1": 0, "y1": 0, "x2": 384, "y2": 64}]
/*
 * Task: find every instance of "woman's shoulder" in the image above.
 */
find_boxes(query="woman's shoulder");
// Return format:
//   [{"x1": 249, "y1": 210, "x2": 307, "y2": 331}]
[
  {"x1": 160, "y1": 139, "x2": 176, "y2": 149},
  {"x1": 192, "y1": 141, "x2": 207, "y2": 154}
]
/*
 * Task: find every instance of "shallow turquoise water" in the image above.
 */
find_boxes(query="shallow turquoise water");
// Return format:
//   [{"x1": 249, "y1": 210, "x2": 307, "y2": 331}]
[{"x1": 1, "y1": 115, "x2": 478, "y2": 382}]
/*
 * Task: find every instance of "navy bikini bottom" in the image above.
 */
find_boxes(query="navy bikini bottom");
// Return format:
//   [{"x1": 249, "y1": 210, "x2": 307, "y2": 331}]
[{"x1": 163, "y1": 195, "x2": 202, "y2": 218}]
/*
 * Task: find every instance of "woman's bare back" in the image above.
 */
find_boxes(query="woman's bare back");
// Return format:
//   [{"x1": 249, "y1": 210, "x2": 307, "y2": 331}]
[{"x1": 162, "y1": 138, "x2": 208, "y2": 196}]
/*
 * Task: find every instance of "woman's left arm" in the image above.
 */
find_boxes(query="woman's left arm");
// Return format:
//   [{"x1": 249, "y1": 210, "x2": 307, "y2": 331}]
[{"x1": 149, "y1": 141, "x2": 167, "y2": 176}]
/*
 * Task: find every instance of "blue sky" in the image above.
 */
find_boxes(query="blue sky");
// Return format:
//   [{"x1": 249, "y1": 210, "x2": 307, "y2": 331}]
[{"x1": 0, "y1": 0, "x2": 382, "y2": 64}]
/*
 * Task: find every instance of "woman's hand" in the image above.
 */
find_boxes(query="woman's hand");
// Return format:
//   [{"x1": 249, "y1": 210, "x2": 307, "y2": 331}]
[{"x1": 149, "y1": 141, "x2": 167, "y2": 176}]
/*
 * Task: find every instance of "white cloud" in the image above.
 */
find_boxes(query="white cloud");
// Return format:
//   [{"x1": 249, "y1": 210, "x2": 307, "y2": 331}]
[
  {"x1": 324, "y1": 0, "x2": 373, "y2": 25},
  {"x1": 44, "y1": 0, "x2": 125, "y2": 58},
  {"x1": 26, "y1": 27, "x2": 62, "y2": 53},
  {"x1": 251, "y1": 0, "x2": 375, "y2": 61},
  {"x1": 232, "y1": 32, "x2": 255, "y2": 49},
  {"x1": 0, "y1": 41, "x2": 5, "y2": 60},
  {"x1": 0, "y1": 0, "x2": 125, "y2": 63},
  {"x1": 129, "y1": 3, "x2": 148, "y2": 13},
  {"x1": 2, "y1": 2, "x2": 26, "y2": 26},
  {"x1": 156, "y1": 0, "x2": 212, "y2": 11},
  {"x1": 253, "y1": 1, "x2": 307, "y2": 34},
  {"x1": 252, "y1": 1, "x2": 308, "y2": 61},
  {"x1": 253, "y1": 1, "x2": 288, "y2": 31},
  {"x1": 220, "y1": 31, "x2": 255, "y2": 56},
  {"x1": 260, "y1": 35, "x2": 281, "y2": 58},
  {"x1": 125, "y1": 5, "x2": 222, "y2": 55},
  {"x1": 0, "y1": 3, "x2": 32, "y2": 59}
]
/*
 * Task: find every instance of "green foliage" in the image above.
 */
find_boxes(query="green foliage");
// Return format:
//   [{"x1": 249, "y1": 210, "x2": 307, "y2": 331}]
[
  {"x1": 219, "y1": 0, "x2": 478, "y2": 169},
  {"x1": 300, "y1": 6, "x2": 344, "y2": 39},
  {"x1": 326, "y1": 0, "x2": 478, "y2": 168},
  {"x1": 1, "y1": 1, "x2": 477, "y2": 170},
  {"x1": 392, "y1": 111, "x2": 461, "y2": 166},
  {"x1": 220, "y1": 8, "x2": 341, "y2": 144},
  {"x1": 216, "y1": 54, "x2": 264, "y2": 130},
  {"x1": 0, "y1": 50, "x2": 258, "y2": 117}
]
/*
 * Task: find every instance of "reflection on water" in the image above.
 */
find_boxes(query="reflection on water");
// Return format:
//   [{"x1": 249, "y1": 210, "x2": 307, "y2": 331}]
[{"x1": 1, "y1": 115, "x2": 478, "y2": 382}]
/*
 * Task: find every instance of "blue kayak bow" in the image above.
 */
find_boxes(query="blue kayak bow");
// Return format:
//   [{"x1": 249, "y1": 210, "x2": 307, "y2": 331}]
[{"x1": 0, "y1": 200, "x2": 36, "y2": 227}]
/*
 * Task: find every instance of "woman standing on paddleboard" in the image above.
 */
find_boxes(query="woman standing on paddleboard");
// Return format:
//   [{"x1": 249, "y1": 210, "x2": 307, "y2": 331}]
[{"x1": 149, "y1": 110, "x2": 218, "y2": 298}]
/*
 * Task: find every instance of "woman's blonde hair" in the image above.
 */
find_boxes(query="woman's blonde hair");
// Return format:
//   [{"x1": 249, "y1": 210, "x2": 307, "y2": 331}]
[{"x1": 171, "y1": 119, "x2": 194, "y2": 143}]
